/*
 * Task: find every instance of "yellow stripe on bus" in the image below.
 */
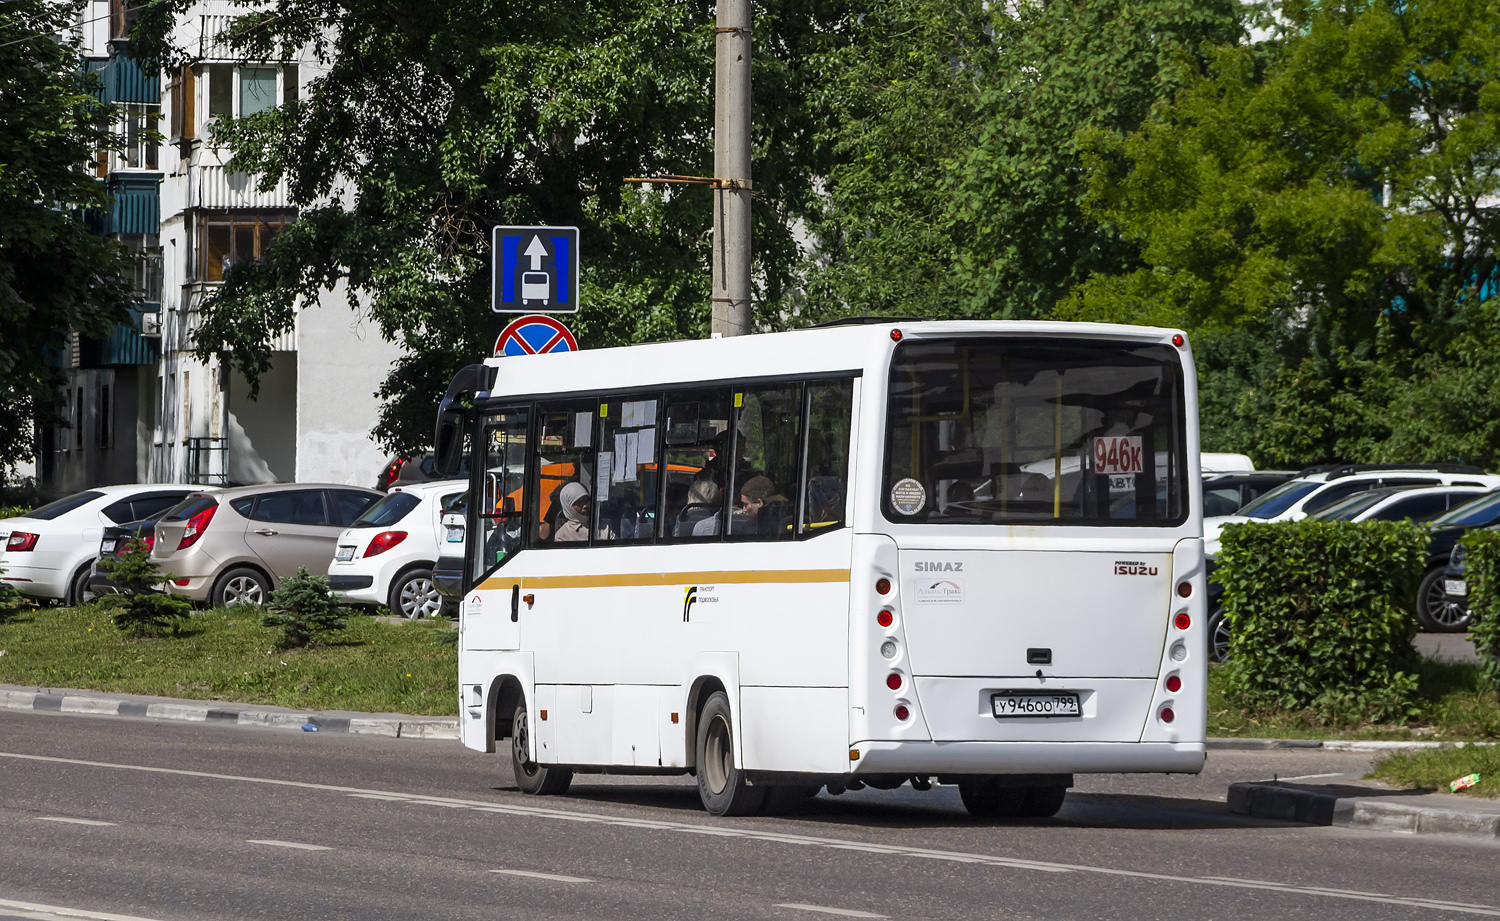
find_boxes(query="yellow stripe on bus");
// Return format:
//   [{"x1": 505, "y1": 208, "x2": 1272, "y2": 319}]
[{"x1": 478, "y1": 569, "x2": 851, "y2": 591}]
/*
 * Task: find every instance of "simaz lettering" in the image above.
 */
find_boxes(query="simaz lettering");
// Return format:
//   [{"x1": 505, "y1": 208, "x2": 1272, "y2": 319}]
[
  {"x1": 1113, "y1": 560, "x2": 1159, "y2": 576},
  {"x1": 914, "y1": 562, "x2": 964, "y2": 572}
]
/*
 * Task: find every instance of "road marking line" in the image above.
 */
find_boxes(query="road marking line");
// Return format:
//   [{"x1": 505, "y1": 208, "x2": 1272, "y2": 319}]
[
  {"x1": 36, "y1": 818, "x2": 116, "y2": 827},
  {"x1": 246, "y1": 839, "x2": 332, "y2": 851},
  {"x1": 489, "y1": 869, "x2": 592, "y2": 883},
  {"x1": 4, "y1": 750, "x2": 1498, "y2": 917},
  {"x1": 0, "y1": 898, "x2": 172, "y2": 921},
  {"x1": 1276, "y1": 773, "x2": 1347, "y2": 782},
  {"x1": 775, "y1": 904, "x2": 887, "y2": 918}
]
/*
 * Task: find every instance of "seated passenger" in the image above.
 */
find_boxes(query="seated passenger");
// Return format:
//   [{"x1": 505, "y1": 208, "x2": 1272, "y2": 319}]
[
  {"x1": 676, "y1": 478, "x2": 723, "y2": 536},
  {"x1": 553, "y1": 482, "x2": 592, "y2": 541},
  {"x1": 738, "y1": 475, "x2": 791, "y2": 536}
]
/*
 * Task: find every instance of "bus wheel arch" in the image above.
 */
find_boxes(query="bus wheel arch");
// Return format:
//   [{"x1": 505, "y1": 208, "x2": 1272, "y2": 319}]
[{"x1": 491, "y1": 675, "x2": 524, "y2": 745}]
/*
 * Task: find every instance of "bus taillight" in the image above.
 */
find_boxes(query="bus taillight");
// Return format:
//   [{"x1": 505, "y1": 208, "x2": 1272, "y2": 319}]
[
  {"x1": 1176, "y1": 581, "x2": 1192, "y2": 598},
  {"x1": 1165, "y1": 675, "x2": 1181, "y2": 693},
  {"x1": 1174, "y1": 612, "x2": 1191, "y2": 630},
  {"x1": 886, "y1": 673, "x2": 902, "y2": 691},
  {"x1": 877, "y1": 610, "x2": 893, "y2": 627}
]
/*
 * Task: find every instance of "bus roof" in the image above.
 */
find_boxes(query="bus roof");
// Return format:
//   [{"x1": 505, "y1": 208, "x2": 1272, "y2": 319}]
[{"x1": 479, "y1": 319, "x2": 1188, "y2": 400}]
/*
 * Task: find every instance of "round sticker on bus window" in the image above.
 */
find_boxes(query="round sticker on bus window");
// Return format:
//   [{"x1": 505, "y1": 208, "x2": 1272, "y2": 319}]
[{"x1": 890, "y1": 478, "x2": 927, "y2": 515}]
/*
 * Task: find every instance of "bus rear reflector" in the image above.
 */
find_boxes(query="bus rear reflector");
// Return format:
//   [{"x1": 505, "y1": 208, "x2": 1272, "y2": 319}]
[
  {"x1": 886, "y1": 673, "x2": 902, "y2": 691},
  {"x1": 894, "y1": 704, "x2": 910, "y2": 721},
  {"x1": 1160, "y1": 706, "x2": 1175, "y2": 723},
  {"x1": 1166, "y1": 675, "x2": 1182, "y2": 693},
  {"x1": 875, "y1": 577, "x2": 891, "y2": 595}
]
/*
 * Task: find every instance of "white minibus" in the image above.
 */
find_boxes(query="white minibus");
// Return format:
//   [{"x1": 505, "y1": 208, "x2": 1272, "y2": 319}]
[{"x1": 434, "y1": 319, "x2": 1207, "y2": 817}]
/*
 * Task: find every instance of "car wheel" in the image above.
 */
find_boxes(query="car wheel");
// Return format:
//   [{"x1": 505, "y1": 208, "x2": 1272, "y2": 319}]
[
  {"x1": 511, "y1": 704, "x2": 572, "y2": 795},
  {"x1": 695, "y1": 691, "x2": 765, "y2": 816},
  {"x1": 390, "y1": 568, "x2": 444, "y2": 619},
  {"x1": 212, "y1": 568, "x2": 270, "y2": 608},
  {"x1": 1415, "y1": 567, "x2": 1471, "y2": 633},
  {"x1": 68, "y1": 564, "x2": 95, "y2": 607},
  {"x1": 1208, "y1": 607, "x2": 1232, "y2": 662}
]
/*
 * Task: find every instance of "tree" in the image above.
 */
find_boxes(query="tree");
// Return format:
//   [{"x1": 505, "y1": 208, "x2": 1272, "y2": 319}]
[
  {"x1": 260, "y1": 566, "x2": 345, "y2": 649},
  {"x1": 97, "y1": 541, "x2": 193, "y2": 636},
  {"x1": 1061, "y1": 0, "x2": 1500, "y2": 463},
  {"x1": 0, "y1": 0, "x2": 134, "y2": 480},
  {"x1": 131, "y1": 0, "x2": 849, "y2": 456},
  {"x1": 799, "y1": 0, "x2": 1247, "y2": 323}
]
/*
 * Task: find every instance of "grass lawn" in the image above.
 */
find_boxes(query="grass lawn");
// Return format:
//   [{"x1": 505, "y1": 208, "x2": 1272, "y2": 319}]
[
  {"x1": 1206, "y1": 659, "x2": 1500, "y2": 741},
  {"x1": 0, "y1": 603, "x2": 458, "y2": 716},
  {"x1": 1368, "y1": 745, "x2": 1500, "y2": 799}
]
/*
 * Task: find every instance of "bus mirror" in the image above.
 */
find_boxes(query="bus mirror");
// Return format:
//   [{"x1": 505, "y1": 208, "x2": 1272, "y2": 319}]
[{"x1": 433, "y1": 407, "x2": 466, "y2": 477}]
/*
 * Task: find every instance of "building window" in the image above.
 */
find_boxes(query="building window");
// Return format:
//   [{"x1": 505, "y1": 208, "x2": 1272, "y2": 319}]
[
  {"x1": 203, "y1": 63, "x2": 299, "y2": 131},
  {"x1": 115, "y1": 103, "x2": 160, "y2": 171},
  {"x1": 119, "y1": 234, "x2": 163, "y2": 303},
  {"x1": 195, "y1": 212, "x2": 291, "y2": 282}
]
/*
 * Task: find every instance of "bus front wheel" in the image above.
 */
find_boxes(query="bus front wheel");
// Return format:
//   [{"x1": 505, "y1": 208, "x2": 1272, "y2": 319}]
[
  {"x1": 695, "y1": 691, "x2": 765, "y2": 816},
  {"x1": 511, "y1": 704, "x2": 572, "y2": 796}
]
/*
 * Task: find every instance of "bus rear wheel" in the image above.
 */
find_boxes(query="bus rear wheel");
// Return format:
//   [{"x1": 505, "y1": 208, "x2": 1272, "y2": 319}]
[
  {"x1": 695, "y1": 691, "x2": 765, "y2": 816},
  {"x1": 1016, "y1": 784, "x2": 1068, "y2": 818},
  {"x1": 511, "y1": 704, "x2": 572, "y2": 795},
  {"x1": 958, "y1": 777, "x2": 1026, "y2": 818}
]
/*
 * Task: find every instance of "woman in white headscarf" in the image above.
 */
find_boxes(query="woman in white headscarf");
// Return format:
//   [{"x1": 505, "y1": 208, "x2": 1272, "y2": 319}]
[{"x1": 553, "y1": 481, "x2": 592, "y2": 542}]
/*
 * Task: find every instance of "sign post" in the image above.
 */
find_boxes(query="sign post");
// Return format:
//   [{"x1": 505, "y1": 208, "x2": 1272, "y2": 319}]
[{"x1": 492, "y1": 226, "x2": 580, "y2": 314}]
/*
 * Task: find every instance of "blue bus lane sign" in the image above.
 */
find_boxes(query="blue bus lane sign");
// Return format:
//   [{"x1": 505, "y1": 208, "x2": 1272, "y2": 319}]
[{"x1": 492, "y1": 225, "x2": 580, "y2": 313}]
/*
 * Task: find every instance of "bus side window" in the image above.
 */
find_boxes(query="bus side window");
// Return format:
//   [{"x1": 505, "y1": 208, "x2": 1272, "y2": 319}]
[
  {"x1": 594, "y1": 397, "x2": 659, "y2": 543},
  {"x1": 801, "y1": 379, "x2": 853, "y2": 535},
  {"x1": 730, "y1": 384, "x2": 802, "y2": 541},
  {"x1": 662, "y1": 388, "x2": 732, "y2": 540},
  {"x1": 474, "y1": 407, "x2": 529, "y2": 578},
  {"x1": 532, "y1": 402, "x2": 596, "y2": 546}
]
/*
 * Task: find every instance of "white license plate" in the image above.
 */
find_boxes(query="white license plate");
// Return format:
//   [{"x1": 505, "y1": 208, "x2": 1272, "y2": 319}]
[
  {"x1": 992, "y1": 692, "x2": 1081, "y2": 718},
  {"x1": 1445, "y1": 579, "x2": 1467, "y2": 597},
  {"x1": 101, "y1": 539, "x2": 117, "y2": 553},
  {"x1": 335, "y1": 546, "x2": 355, "y2": 562},
  {"x1": 446, "y1": 527, "x2": 464, "y2": 543}
]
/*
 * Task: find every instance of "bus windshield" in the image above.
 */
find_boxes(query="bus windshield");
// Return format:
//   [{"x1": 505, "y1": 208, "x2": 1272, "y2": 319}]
[{"x1": 884, "y1": 337, "x2": 1188, "y2": 525}]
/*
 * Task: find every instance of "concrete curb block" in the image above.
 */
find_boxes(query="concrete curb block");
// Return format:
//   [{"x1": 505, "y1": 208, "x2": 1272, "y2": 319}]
[
  {"x1": 1208, "y1": 737, "x2": 1497, "y2": 752},
  {"x1": 0, "y1": 686, "x2": 460, "y2": 742},
  {"x1": 1228, "y1": 781, "x2": 1500, "y2": 841}
]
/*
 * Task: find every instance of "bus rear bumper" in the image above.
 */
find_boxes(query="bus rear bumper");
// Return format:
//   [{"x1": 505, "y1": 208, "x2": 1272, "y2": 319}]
[{"x1": 849, "y1": 740, "x2": 1206, "y2": 776}]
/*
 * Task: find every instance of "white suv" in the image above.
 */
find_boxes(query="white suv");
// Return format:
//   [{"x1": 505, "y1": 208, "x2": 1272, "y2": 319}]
[
  {"x1": 327, "y1": 480, "x2": 468, "y2": 618},
  {"x1": 1205, "y1": 465, "x2": 1500, "y2": 557}
]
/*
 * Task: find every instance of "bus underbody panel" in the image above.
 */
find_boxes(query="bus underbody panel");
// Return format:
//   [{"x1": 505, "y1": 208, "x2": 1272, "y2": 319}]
[{"x1": 849, "y1": 740, "x2": 1206, "y2": 775}]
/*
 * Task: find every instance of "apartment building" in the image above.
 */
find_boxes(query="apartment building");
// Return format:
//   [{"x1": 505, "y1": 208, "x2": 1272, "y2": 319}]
[{"x1": 52, "y1": 0, "x2": 401, "y2": 492}]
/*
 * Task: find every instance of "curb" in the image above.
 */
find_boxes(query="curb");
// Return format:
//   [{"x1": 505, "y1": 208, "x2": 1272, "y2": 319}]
[
  {"x1": 1228, "y1": 781, "x2": 1500, "y2": 841},
  {"x1": 0, "y1": 686, "x2": 460, "y2": 741},
  {"x1": 1208, "y1": 737, "x2": 1497, "y2": 752}
]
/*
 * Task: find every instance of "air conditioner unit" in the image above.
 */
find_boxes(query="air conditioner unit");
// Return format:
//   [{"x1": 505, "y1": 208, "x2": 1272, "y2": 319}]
[{"x1": 140, "y1": 311, "x2": 162, "y2": 337}]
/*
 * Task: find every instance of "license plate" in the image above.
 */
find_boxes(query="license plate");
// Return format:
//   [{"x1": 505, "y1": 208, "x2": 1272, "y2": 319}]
[
  {"x1": 992, "y1": 692, "x2": 1081, "y2": 718},
  {"x1": 446, "y1": 527, "x2": 464, "y2": 543},
  {"x1": 101, "y1": 539, "x2": 117, "y2": 553},
  {"x1": 1445, "y1": 579, "x2": 1467, "y2": 597},
  {"x1": 335, "y1": 546, "x2": 355, "y2": 562}
]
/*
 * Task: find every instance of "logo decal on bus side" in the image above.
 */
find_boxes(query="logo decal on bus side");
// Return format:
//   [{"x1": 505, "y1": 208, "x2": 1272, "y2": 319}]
[
  {"x1": 914, "y1": 562, "x2": 963, "y2": 572},
  {"x1": 682, "y1": 585, "x2": 718, "y2": 621},
  {"x1": 1113, "y1": 560, "x2": 1159, "y2": 576},
  {"x1": 914, "y1": 579, "x2": 965, "y2": 604}
]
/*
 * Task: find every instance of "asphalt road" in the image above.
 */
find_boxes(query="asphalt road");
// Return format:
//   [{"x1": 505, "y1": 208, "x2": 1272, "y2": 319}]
[{"x1": 0, "y1": 710, "x2": 1496, "y2": 921}]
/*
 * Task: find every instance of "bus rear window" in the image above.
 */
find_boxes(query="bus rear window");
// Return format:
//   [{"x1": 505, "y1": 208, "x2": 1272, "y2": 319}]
[{"x1": 884, "y1": 338, "x2": 1188, "y2": 526}]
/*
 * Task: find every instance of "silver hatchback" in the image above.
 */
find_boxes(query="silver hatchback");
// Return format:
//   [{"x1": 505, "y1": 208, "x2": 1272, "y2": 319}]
[{"x1": 153, "y1": 484, "x2": 380, "y2": 607}]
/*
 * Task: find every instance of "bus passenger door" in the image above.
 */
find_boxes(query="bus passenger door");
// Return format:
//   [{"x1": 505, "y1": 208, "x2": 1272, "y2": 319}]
[{"x1": 465, "y1": 407, "x2": 529, "y2": 651}]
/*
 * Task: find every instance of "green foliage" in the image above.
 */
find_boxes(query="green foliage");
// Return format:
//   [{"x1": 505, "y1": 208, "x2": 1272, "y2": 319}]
[
  {"x1": 260, "y1": 567, "x2": 347, "y2": 649},
  {"x1": 1217, "y1": 519, "x2": 1426, "y2": 724},
  {"x1": 1368, "y1": 744, "x2": 1500, "y2": 798},
  {"x1": 1457, "y1": 530, "x2": 1500, "y2": 685},
  {"x1": 95, "y1": 542, "x2": 193, "y2": 637},
  {"x1": 0, "y1": 566, "x2": 20, "y2": 623},
  {"x1": 0, "y1": 0, "x2": 134, "y2": 476}
]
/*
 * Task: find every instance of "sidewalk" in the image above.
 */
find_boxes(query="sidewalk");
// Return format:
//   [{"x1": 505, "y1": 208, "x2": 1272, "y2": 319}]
[
  {"x1": 1229, "y1": 773, "x2": 1500, "y2": 841},
  {"x1": 0, "y1": 683, "x2": 460, "y2": 740}
]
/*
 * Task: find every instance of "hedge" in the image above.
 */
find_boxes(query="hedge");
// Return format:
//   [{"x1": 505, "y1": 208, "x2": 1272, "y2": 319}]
[
  {"x1": 1217, "y1": 519, "x2": 1426, "y2": 724},
  {"x1": 1455, "y1": 530, "x2": 1500, "y2": 684}
]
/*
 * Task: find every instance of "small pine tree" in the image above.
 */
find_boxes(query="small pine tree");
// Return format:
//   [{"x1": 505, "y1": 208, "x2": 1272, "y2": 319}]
[
  {"x1": 96, "y1": 541, "x2": 193, "y2": 636},
  {"x1": 0, "y1": 566, "x2": 21, "y2": 623},
  {"x1": 260, "y1": 567, "x2": 346, "y2": 648}
]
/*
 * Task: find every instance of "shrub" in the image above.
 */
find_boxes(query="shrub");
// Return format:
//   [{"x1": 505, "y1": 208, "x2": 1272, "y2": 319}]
[
  {"x1": 1217, "y1": 519, "x2": 1426, "y2": 724},
  {"x1": 0, "y1": 567, "x2": 20, "y2": 622},
  {"x1": 260, "y1": 567, "x2": 347, "y2": 649},
  {"x1": 96, "y1": 541, "x2": 193, "y2": 636},
  {"x1": 1457, "y1": 530, "x2": 1500, "y2": 685}
]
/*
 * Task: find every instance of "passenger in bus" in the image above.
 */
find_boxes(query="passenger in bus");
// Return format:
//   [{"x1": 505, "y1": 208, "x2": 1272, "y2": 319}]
[
  {"x1": 553, "y1": 482, "x2": 593, "y2": 542},
  {"x1": 738, "y1": 475, "x2": 791, "y2": 536},
  {"x1": 676, "y1": 478, "x2": 723, "y2": 537}
]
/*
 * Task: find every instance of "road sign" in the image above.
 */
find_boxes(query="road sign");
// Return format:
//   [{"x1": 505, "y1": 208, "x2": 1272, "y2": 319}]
[
  {"x1": 492, "y1": 225, "x2": 580, "y2": 314},
  {"x1": 494, "y1": 314, "x2": 579, "y2": 357}
]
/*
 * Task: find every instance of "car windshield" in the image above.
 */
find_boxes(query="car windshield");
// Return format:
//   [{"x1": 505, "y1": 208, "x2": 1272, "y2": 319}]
[
  {"x1": 1308, "y1": 490, "x2": 1393, "y2": 521},
  {"x1": 20, "y1": 490, "x2": 104, "y2": 520},
  {"x1": 883, "y1": 337, "x2": 1189, "y2": 525},
  {"x1": 1432, "y1": 490, "x2": 1500, "y2": 528},
  {"x1": 1237, "y1": 480, "x2": 1320, "y2": 519},
  {"x1": 352, "y1": 492, "x2": 421, "y2": 528}
]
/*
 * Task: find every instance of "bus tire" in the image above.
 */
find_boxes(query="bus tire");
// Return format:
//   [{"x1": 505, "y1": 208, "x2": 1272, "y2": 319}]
[
  {"x1": 695, "y1": 691, "x2": 765, "y2": 816},
  {"x1": 511, "y1": 704, "x2": 572, "y2": 796},
  {"x1": 1017, "y1": 784, "x2": 1068, "y2": 818},
  {"x1": 958, "y1": 777, "x2": 1025, "y2": 818}
]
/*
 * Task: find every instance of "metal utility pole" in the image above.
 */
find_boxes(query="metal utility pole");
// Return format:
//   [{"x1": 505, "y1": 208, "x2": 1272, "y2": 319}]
[{"x1": 711, "y1": 0, "x2": 752, "y2": 337}]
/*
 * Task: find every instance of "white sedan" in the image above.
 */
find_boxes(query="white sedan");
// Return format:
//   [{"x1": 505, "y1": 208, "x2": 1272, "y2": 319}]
[
  {"x1": 326, "y1": 480, "x2": 468, "y2": 618},
  {"x1": 0, "y1": 484, "x2": 204, "y2": 604}
]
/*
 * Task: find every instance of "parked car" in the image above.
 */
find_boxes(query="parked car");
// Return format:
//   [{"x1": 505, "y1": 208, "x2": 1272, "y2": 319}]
[
  {"x1": 375, "y1": 453, "x2": 470, "y2": 492},
  {"x1": 326, "y1": 480, "x2": 468, "y2": 618},
  {"x1": 88, "y1": 502, "x2": 210, "y2": 596},
  {"x1": 1306, "y1": 484, "x2": 1490, "y2": 523},
  {"x1": 1201, "y1": 471, "x2": 1297, "y2": 518},
  {"x1": 0, "y1": 484, "x2": 203, "y2": 605},
  {"x1": 1424, "y1": 493, "x2": 1500, "y2": 632},
  {"x1": 1205, "y1": 464, "x2": 1500, "y2": 558},
  {"x1": 153, "y1": 484, "x2": 381, "y2": 607}
]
